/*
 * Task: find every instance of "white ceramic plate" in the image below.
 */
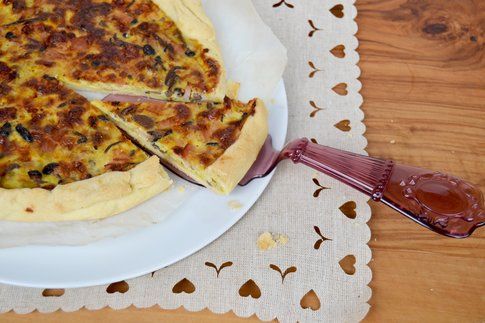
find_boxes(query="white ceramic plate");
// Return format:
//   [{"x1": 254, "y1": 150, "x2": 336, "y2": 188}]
[{"x1": 0, "y1": 81, "x2": 288, "y2": 288}]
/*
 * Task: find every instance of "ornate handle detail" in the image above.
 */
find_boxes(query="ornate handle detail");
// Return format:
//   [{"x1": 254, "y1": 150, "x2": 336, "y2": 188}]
[
  {"x1": 283, "y1": 138, "x2": 485, "y2": 238},
  {"x1": 381, "y1": 165, "x2": 485, "y2": 238}
]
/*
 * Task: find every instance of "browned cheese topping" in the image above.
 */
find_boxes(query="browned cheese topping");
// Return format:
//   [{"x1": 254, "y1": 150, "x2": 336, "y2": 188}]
[
  {"x1": 0, "y1": 61, "x2": 147, "y2": 189},
  {"x1": 0, "y1": 0, "x2": 221, "y2": 100},
  {"x1": 104, "y1": 98, "x2": 257, "y2": 168}
]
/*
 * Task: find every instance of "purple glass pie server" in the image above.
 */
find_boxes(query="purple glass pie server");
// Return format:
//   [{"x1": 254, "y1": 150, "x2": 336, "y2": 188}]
[{"x1": 166, "y1": 136, "x2": 485, "y2": 239}]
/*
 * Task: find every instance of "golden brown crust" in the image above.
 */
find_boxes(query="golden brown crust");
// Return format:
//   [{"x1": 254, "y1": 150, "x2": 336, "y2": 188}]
[
  {"x1": 206, "y1": 99, "x2": 268, "y2": 194},
  {"x1": 151, "y1": 0, "x2": 227, "y2": 101},
  {"x1": 0, "y1": 156, "x2": 172, "y2": 222}
]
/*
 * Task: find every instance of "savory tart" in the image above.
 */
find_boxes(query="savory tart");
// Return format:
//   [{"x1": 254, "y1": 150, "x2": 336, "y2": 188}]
[
  {"x1": 0, "y1": 62, "x2": 172, "y2": 222},
  {"x1": 0, "y1": 0, "x2": 269, "y2": 223},
  {"x1": 92, "y1": 97, "x2": 268, "y2": 194},
  {"x1": 0, "y1": 0, "x2": 226, "y2": 101}
]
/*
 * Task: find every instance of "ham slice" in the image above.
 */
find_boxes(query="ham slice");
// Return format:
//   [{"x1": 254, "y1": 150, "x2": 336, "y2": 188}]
[{"x1": 102, "y1": 94, "x2": 167, "y2": 104}]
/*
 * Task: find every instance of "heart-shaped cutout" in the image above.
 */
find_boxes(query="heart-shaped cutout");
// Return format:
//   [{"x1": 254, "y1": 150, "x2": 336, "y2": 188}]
[
  {"x1": 300, "y1": 289, "x2": 321, "y2": 311},
  {"x1": 239, "y1": 279, "x2": 261, "y2": 299},
  {"x1": 42, "y1": 289, "x2": 65, "y2": 297},
  {"x1": 339, "y1": 255, "x2": 356, "y2": 275},
  {"x1": 332, "y1": 83, "x2": 348, "y2": 96},
  {"x1": 330, "y1": 45, "x2": 346, "y2": 58},
  {"x1": 339, "y1": 201, "x2": 357, "y2": 219},
  {"x1": 106, "y1": 281, "x2": 129, "y2": 294},
  {"x1": 334, "y1": 120, "x2": 351, "y2": 132},
  {"x1": 330, "y1": 4, "x2": 344, "y2": 18},
  {"x1": 172, "y1": 278, "x2": 196, "y2": 294}
]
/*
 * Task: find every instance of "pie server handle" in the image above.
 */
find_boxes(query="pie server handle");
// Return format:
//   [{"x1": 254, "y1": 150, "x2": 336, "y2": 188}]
[{"x1": 282, "y1": 138, "x2": 485, "y2": 238}]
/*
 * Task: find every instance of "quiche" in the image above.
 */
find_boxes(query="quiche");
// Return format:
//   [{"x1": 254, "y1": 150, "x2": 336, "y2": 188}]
[
  {"x1": 0, "y1": 0, "x2": 269, "y2": 223},
  {"x1": 0, "y1": 0, "x2": 226, "y2": 101},
  {"x1": 92, "y1": 97, "x2": 268, "y2": 194},
  {"x1": 0, "y1": 62, "x2": 172, "y2": 222}
]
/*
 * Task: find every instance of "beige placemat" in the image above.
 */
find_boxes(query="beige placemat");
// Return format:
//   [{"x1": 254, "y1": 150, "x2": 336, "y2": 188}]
[{"x1": 0, "y1": 0, "x2": 372, "y2": 321}]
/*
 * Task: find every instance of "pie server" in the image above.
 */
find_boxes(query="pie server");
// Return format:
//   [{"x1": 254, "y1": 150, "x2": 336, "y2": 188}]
[{"x1": 164, "y1": 136, "x2": 485, "y2": 239}]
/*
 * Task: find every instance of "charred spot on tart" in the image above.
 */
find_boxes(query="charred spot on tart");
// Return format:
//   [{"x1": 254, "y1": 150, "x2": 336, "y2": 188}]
[
  {"x1": 73, "y1": 131, "x2": 88, "y2": 144},
  {"x1": 172, "y1": 146, "x2": 184, "y2": 156},
  {"x1": 5, "y1": 31, "x2": 16, "y2": 40},
  {"x1": 0, "y1": 122, "x2": 12, "y2": 137},
  {"x1": 148, "y1": 129, "x2": 172, "y2": 142},
  {"x1": 0, "y1": 62, "x2": 17, "y2": 82},
  {"x1": 27, "y1": 169, "x2": 43, "y2": 183},
  {"x1": 42, "y1": 162, "x2": 59, "y2": 175},
  {"x1": 23, "y1": 75, "x2": 67, "y2": 96},
  {"x1": 204, "y1": 58, "x2": 220, "y2": 78},
  {"x1": 119, "y1": 104, "x2": 137, "y2": 116},
  {"x1": 165, "y1": 66, "x2": 182, "y2": 89},
  {"x1": 0, "y1": 82, "x2": 12, "y2": 96},
  {"x1": 44, "y1": 30, "x2": 70, "y2": 48},
  {"x1": 133, "y1": 114, "x2": 155, "y2": 129},
  {"x1": 97, "y1": 115, "x2": 110, "y2": 122},
  {"x1": 15, "y1": 124, "x2": 34, "y2": 142},
  {"x1": 92, "y1": 131, "x2": 106, "y2": 149},
  {"x1": 198, "y1": 107, "x2": 223, "y2": 121},
  {"x1": 0, "y1": 107, "x2": 17, "y2": 122},
  {"x1": 104, "y1": 161, "x2": 136, "y2": 172},
  {"x1": 143, "y1": 44, "x2": 155, "y2": 56},
  {"x1": 60, "y1": 105, "x2": 85, "y2": 126},
  {"x1": 88, "y1": 115, "x2": 98, "y2": 128},
  {"x1": 212, "y1": 126, "x2": 238, "y2": 150},
  {"x1": 185, "y1": 49, "x2": 196, "y2": 57}
]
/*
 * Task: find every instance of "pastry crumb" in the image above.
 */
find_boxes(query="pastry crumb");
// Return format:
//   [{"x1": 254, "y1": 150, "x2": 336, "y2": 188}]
[
  {"x1": 177, "y1": 185, "x2": 186, "y2": 193},
  {"x1": 257, "y1": 232, "x2": 289, "y2": 251},
  {"x1": 390, "y1": 140, "x2": 396, "y2": 144},
  {"x1": 228, "y1": 200, "x2": 243, "y2": 210},
  {"x1": 276, "y1": 234, "x2": 289, "y2": 246}
]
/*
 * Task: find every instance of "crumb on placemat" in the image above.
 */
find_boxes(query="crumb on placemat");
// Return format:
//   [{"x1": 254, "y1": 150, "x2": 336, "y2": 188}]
[{"x1": 257, "y1": 232, "x2": 289, "y2": 251}]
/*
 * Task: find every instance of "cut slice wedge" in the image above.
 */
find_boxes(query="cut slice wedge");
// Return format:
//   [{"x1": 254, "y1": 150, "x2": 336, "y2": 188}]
[{"x1": 92, "y1": 97, "x2": 268, "y2": 194}]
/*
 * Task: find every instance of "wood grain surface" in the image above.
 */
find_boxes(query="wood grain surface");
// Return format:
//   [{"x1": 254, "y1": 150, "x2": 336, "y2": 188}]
[{"x1": 2, "y1": 0, "x2": 484, "y2": 322}]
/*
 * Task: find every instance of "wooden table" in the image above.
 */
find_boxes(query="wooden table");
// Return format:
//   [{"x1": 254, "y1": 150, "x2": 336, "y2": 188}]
[{"x1": 3, "y1": 0, "x2": 484, "y2": 322}]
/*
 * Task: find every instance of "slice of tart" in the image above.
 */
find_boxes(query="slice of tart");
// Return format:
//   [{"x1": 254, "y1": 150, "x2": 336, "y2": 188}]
[
  {"x1": 92, "y1": 97, "x2": 268, "y2": 194},
  {"x1": 0, "y1": 63, "x2": 171, "y2": 222},
  {"x1": 0, "y1": 0, "x2": 226, "y2": 102}
]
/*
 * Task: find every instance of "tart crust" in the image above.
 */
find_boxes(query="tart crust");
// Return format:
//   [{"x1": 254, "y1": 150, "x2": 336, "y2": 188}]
[
  {"x1": 205, "y1": 99, "x2": 268, "y2": 194},
  {"x1": 0, "y1": 157, "x2": 172, "y2": 222}
]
